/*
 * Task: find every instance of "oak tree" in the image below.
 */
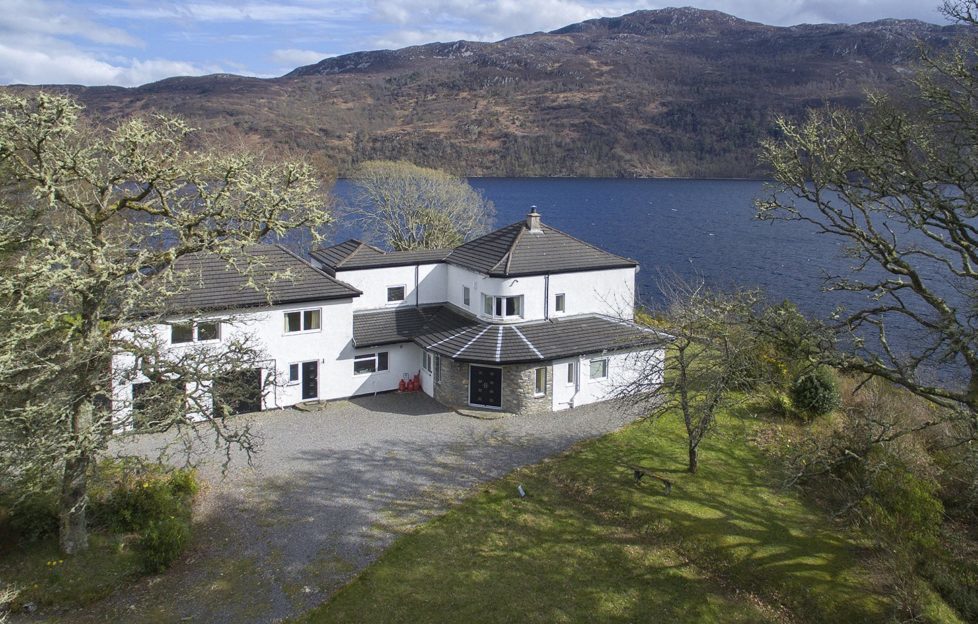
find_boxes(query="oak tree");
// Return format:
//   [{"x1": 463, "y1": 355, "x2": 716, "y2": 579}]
[{"x1": 0, "y1": 93, "x2": 330, "y2": 554}]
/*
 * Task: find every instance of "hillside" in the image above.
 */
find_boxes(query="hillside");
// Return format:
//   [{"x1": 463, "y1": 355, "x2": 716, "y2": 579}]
[{"x1": 9, "y1": 8, "x2": 966, "y2": 178}]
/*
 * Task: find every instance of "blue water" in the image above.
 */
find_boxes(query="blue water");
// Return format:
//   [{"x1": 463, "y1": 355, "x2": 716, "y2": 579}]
[{"x1": 323, "y1": 178, "x2": 842, "y2": 318}]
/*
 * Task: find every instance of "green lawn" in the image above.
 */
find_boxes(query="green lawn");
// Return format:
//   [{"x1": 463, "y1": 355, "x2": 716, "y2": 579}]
[{"x1": 299, "y1": 408, "x2": 952, "y2": 624}]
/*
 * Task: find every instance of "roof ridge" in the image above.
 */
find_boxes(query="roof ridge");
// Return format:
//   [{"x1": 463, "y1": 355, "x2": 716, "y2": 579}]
[{"x1": 501, "y1": 222, "x2": 526, "y2": 275}]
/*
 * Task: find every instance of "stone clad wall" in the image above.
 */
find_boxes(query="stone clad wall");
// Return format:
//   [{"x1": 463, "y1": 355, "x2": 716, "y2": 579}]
[{"x1": 433, "y1": 357, "x2": 552, "y2": 415}]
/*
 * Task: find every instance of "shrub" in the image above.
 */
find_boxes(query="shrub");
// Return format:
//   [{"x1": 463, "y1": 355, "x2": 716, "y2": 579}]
[
  {"x1": 89, "y1": 460, "x2": 198, "y2": 534},
  {"x1": 3, "y1": 491, "x2": 59, "y2": 543},
  {"x1": 791, "y1": 367, "x2": 839, "y2": 417},
  {"x1": 136, "y1": 516, "x2": 190, "y2": 573}
]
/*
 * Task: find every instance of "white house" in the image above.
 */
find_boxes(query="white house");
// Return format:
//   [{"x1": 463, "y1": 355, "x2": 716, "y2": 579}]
[{"x1": 113, "y1": 210, "x2": 666, "y2": 424}]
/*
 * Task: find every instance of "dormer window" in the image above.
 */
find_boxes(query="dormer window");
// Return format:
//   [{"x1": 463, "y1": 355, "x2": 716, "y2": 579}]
[{"x1": 482, "y1": 294, "x2": 523, "y2": 319}]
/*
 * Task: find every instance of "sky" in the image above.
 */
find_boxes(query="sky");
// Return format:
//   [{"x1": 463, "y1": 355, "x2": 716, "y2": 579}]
[{"x1": 0, "y1": 0, "x2": 953, "y2": 87}]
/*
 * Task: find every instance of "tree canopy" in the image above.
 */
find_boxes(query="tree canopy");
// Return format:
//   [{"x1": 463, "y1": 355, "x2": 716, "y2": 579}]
[
  {"x1": 350, "y1": 160, "x2": 493, "y2": 250},
  {"x1": 0, "y1": 93, "x2": 331, "y2": 553},
  {"x1": 757, "y1": 0, "x2": 978, "y2": 435}
]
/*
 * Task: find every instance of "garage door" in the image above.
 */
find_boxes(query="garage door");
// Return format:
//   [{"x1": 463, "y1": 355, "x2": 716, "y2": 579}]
[{"x1": 213, "y1": 368, "x2": 263, "y2": 416}]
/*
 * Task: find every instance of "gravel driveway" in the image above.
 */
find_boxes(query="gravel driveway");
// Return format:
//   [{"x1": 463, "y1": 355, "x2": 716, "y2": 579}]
[{"x1": 57, "y1": 393, "x2": 643, "y2": 623}]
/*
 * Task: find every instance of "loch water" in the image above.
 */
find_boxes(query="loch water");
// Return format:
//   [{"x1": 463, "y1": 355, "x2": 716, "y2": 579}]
[{"x1": 326, "y1": 177, "x2": 844, "y2": 318}]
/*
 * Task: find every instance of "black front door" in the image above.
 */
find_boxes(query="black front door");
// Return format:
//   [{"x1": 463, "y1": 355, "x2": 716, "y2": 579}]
[
  {"x1": 213, "y1": 368, "x2": 262, "y2": 416},
  {"x1": 469, "y1": 365, "x2": 502, "y2": 408},
  {"x1": 301, "y1": 361, "x2": 319, "y2": 400}
]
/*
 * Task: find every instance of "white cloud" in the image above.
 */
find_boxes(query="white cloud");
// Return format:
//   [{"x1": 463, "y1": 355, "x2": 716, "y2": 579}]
[
  {"x1": 96, "y1": 1, "x2": 368, "y2": 24},
  {"x1": 0, "y1": 42, "x2": 221, "y2": 86},
  {"x1": 0, "y1": 0, "x2": 141, "y2": 46},
  {"x1": 271, "y1": 48, "x2": 335, "y2": 66}
]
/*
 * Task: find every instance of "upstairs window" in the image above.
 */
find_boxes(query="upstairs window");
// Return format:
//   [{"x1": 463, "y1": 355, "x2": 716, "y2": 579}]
[
  {"x1": 387, "y1": 286, "x2": 406, "y2": 302},
  {"x1": 463, "y1": 286, "x2": 470, "y2": 307},
  {"x1": 482, "y1": 294, "x2": 523, "y2": 319},
  {"x1": 555, "y1": 293, "x2": 566, "y2": 313},
  {"x1": 196, "y1": 322, "x2": 220, "y2": 341},
  {"x1": 285, "y1": 308, "x2": 321, "y2": 333},
  {"x1": 170, "y1": 323, "x2": 193, "y2": 344},
  {"x1": 170, "y1": 321, "x2": 220, "y2": 344}
]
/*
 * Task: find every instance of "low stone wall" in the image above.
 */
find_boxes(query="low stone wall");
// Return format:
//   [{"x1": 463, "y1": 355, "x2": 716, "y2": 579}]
[{"x1": 433, "y1": 357, "x2": 552, "y2": 415}]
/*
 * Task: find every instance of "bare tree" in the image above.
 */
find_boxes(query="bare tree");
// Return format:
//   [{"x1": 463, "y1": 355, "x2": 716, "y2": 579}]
[
  {"x1": 0, "y1": 93, "x2": 331, "y2": 554},
  {"x1": 350, "y1": 160, "x2": 494, "y2": 250},
  {"x1": 757, "y1": 1, "x2": 978, "y2": 436},
  {"x1": 620, "y1": 277, "x2": 759, "y2": 473}
]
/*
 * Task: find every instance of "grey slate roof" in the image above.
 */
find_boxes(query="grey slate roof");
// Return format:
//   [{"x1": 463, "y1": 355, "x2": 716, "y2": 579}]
[
  {"x1": 166, "y1": 244, "x2": 360, "y2": 313},
  {"x1": 445, "y1": 220, "x2": 638, "y2": 277},
  {"x1": 353, "y1": 305, "x2": 666, "y2": 364},
  {"x1": 311, "y1": 240, "x2": 450, "y2": 272}
]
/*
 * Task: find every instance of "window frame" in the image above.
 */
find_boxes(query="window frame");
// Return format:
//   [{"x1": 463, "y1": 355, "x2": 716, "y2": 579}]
[
  {"x1": 287, "y1": 363, "x2": 300, "y2": 385},
  {"x1": 354, "y1": 352, "x2": 389, "y2": 376},
  {"x1": 534, "y1": 367, "x2": 547, "y2": 397},
  {"x1": 422, "y1": 351, "x2": 433, "y2": 373},
  {"x1": 589, "y1": 358, "x2": 609, "y2": 380},
  {"x1": 284, "y1": 307, "x2": 322, "y2": 334},
  {"x1": 386, "y1": 285, "x2": 406, "y2": 303},
  {"x1": 170, "y1": 320, "x2": 221, "y2": 345},
  {"x1": 481, "y1": 294, "x2": 524, "y2": 320},
  {"x1": 463, "y1": 286, "x2": 470, "y2": 307},
  {"x1": 566, "y1": 361, "x2": 577, "y2": 386},
  {"x1": 555, "y1": 293, "x2": 566, "y2": 313}
]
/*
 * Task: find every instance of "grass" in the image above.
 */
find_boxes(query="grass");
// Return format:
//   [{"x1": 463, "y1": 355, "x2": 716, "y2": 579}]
[
  {"x1": 0, "y1": 532, "x2": 142, "y2": 610},
  {"x1": 298, "y1": 407, "x2": 927, "y2": 624}
]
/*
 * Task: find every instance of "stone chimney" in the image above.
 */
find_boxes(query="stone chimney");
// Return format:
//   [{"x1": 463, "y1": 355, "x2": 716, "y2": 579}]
[{"x1": 526, "y1": 206, "x2": 542, "y2": 232}]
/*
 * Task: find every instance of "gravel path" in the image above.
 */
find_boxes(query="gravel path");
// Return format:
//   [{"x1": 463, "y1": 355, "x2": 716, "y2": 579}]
[{"x1": 54, "y1": 394, "x2": 643, "y2": 623}]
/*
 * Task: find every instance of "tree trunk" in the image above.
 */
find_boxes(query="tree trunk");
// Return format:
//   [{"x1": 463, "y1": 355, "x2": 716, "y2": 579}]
[
  {"x1": 687, "y1": 443, "x2": 699, "y2": 474},
  {"x1": 59, "y1": 451, "x2": 89, "y2": 554}
]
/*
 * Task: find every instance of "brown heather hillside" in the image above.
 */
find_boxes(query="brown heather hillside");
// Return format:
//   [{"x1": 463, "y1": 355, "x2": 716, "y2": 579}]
[{"x1": 5, "y1": 8, "x2": 966, "y2": 178}]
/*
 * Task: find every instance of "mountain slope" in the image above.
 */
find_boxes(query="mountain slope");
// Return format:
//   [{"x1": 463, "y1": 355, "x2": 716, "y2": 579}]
[{"x1": 10, "y1": 8, "x2": 965, "y2": 178}]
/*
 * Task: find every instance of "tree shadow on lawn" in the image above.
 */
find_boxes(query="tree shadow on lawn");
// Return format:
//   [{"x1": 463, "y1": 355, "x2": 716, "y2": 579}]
[{"x1": 566, "y1": 416, "x2": 888, "y2": 622}]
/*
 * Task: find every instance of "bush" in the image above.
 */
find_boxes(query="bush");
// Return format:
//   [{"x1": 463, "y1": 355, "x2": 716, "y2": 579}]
[
  {"x1": 136, "y1": 516, "x2": 190, "y2": 573},
  {"x1": 791, "y1": 367, "x2": 840, "y2": 417},
  {"x1": 3, "y1": 491, "x2": 59, "y2": 543},
  {"x1": 89, "y1": 459, "x2": 198, "y2": 534}
]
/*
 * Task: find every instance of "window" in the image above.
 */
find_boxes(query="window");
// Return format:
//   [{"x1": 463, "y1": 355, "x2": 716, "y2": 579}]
[
  {"x1": 196, "y1": 322, "x2": 220, "y2": 341},
  {"x1": 463, "y1": 286, "x2": 470, "y2": 307},
  {"x1": 534, "y1": 367, "x2": 547, "y2": 396},
  {"x1": 590, "y1": 358, "x2": 608, "y2": 380},
  {"x1": 387, "y1": 286, "x2": 405, "y2": 302},
  {"x1": 354, "y1": 352, "x2": 388, "y2": 375},
  {"x1": 285, "y1": 308, "x2": 321, "y2": 333},
  {"x1": 422, "y1": 351, "x2": 432, "y2": 373},
  {"x1": 481, "y1": 294, "x2": 524, "y2": 319},
  {"x1": 567, "y1": 361, "x2": 576, "y2": 385},
  {"x1": 170, "y1": 323, "x2": 193, "y2": 344},
  {"x1": 170, "y1": 321, "x2": 220, "y2": 344},
  {"x1": 288, "y1": 363, "x2": 299, "y2": 384},
  {"x1": 555, "y1": 293, "x2": 566, "y2": 313}
]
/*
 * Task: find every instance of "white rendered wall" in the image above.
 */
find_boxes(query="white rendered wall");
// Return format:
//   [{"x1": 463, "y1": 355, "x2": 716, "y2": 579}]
[
  {"x1": 337, "y1": 263, "x2": 447, "y2": 311},
  {"x1": 348, "y1": 342, "x2": 421, "y2": 397},
  {"x1": 112, "y1": 298, "x2": 356, "y2": 425},
  {"x1": 447, "y1": 265, "x2": 635, "y2": 322},
  {"x1": 551, "y1": 347, "x2": 661, "y2": 411}
]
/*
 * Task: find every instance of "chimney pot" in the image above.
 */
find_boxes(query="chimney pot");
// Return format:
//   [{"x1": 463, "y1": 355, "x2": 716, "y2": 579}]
[{"x1": 526, "y1": 207, "x2": 542, "y2": 232}]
